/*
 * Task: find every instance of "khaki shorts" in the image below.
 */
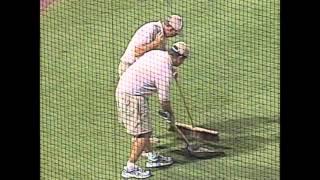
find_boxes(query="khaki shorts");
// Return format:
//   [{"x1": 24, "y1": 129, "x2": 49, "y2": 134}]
[
  {"x1": 116, "y1": 93, "x2": 152, "y2": 136},
  {"x1": 118, "y1": 61, "x2": 131, "y2": 77}
]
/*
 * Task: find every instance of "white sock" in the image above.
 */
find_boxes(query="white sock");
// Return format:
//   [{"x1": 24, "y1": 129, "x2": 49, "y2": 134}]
[
  {"x1": 126, "y1": 161, "x2": 136, "y2": 171},
  {"x1": 146, "y1": 152, "x2": 153, "y2": 157}
]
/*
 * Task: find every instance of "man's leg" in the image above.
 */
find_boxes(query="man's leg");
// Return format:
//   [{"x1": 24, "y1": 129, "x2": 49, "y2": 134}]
[
  {"x1": 140, "y1": 98, "x2": 159, "y2": 157},
  {"x1": 137, "y1": 135, "x2": 159, "y2": 158},
  {"x1": 137, "y1": 133, "x2": 173, "y2": 168},
  {"x1": 141, "y1": 133, "x2": 173, "y2": 168},
  {"x1": 128, "y1": 133, "x2": 151, "y2": 164},
  {"x1": 121, "y1": 95, "x2": 152, "y2": 179},
  {"x1": 122, "y1": 133, "x2": 152, "y2": 179},
  {"x1": 140, "y1": 134, "x2": 153, "y2": 157}
]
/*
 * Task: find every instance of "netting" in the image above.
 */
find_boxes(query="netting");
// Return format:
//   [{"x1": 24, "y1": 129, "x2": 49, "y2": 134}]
[{"x1": 40, "y1": 0, "x2": 280, "y2": 179}]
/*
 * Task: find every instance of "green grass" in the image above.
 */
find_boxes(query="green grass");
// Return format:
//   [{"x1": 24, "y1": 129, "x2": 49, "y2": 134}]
[{"x1": 41, "y1": 0, "x2": 280, "y2": 179}]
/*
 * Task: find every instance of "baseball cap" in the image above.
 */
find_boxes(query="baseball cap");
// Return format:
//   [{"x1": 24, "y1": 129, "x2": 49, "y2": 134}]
[
  {"x1": 167, "y1": 15, "x2": 183, "y2": 31},
  {"x1": 172, "y1": 42, "x2": 189, "y2": 57}
]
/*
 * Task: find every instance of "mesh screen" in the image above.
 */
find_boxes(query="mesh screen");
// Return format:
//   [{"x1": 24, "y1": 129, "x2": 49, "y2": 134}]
[{"x1": 40, "y1": 0, "x2": 280, "y2": 179}]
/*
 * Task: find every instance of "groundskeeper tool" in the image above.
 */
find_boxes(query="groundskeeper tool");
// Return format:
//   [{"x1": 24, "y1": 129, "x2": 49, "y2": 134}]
[
  {"x1": 159, "y1": 111, "x2": 224, "y2": 158},
  {"x1": 174, "y1": 79, "x2": 219, "y2": 141}
]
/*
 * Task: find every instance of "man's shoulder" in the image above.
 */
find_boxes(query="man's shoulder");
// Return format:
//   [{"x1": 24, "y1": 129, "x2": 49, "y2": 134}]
[
  {"x1": 143, "y1": 21, "x2": 161, "y2": 26},
  {"x1": 143, "y1": 51, "x2": 171, "y2": 69},
  {"x1": 139, "y1": 21, "x2": 162, "y2": 32},
  {"x1": 143, "y1": 50, "x2": 168, "y2": 58}
]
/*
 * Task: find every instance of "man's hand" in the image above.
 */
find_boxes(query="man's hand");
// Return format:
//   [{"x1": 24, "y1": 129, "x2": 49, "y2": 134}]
[
  {"x1": 153, "y1": 32, "x2": 164, "y2": 48},
  {"x1": 173, "y1": 71, "x2": 178, "y2": 80},
  {"x1": 158, "y1": 110, "x2": 176, "y2": 131},
  {"x1": 159, "y1": 111, "x2": 176, "y2": 131},
  {"x1": 160, "y1": 100, "x2": 175, "y2": 131},
  {"x1": 172, "y1": 67, "x2": 178, "y2": 80},
  {"x1": 134, "y1": 32, "x2": 164, "y2": 58},
  {"x1": 158, "y1": 111, "x2": 171, "y2": 123}
]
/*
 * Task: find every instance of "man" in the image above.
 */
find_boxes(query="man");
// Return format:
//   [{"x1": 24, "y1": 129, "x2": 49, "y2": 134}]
[
  {"x1": 118, "y1": 15, "x2": 183, "y2": 76},
  {"x1": 119, "y1": 14, "x2": 183, "y2": 146},
  {"x1": 116, "y1": 42, "x2": 190, "y2": 179}
]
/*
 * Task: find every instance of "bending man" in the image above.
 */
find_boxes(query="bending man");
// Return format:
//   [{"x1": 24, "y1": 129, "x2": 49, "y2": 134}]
[{"x1": 116, "y1": 42, "x2": 190, "y2": 179}]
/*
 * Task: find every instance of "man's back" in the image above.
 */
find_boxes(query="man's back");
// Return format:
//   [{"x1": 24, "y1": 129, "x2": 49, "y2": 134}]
[{"x1": 117, "y1": 50, "x2": 173, "y2": 101}]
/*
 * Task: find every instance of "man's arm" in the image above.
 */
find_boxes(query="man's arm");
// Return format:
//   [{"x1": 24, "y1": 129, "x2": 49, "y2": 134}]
[
  {"x1": 160, "y1": 100, "x2": 175, "y2": 125},
  {"x1": 156, "y1": 62, "x2": 174, "y2": 128},
  {"x1": 134, "y1": 32, "x2": 164, "y2": 58},
  {"x1": 160, "y1": 100, "x2": 173, "y2": 116},
  {"x1": 172, "y1": 66, "x2": 178, "y2": 80}
]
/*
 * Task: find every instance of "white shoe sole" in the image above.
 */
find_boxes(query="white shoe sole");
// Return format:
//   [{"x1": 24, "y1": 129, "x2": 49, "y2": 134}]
[
  {"x1": 121, "y1": 173, "x2": 151, "y2": 179},
  {"x1": 146, "y1": 161, "x2": 173, "y2": 168}
]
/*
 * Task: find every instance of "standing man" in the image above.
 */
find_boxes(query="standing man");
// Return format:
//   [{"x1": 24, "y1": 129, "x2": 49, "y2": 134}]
[
  {"x1": 116, "y1": 42, "x2": 190, "y2": 179},
  {"x1": 119, "y1": 14, "x2": 183, "y2": 146},
  {"x1": 118, "y1": 15, "x2": 183, "y2": 76}
]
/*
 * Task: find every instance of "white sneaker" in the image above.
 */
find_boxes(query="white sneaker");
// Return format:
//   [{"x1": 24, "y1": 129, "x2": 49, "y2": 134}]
[
  {"x1": 121, "y1": 166, "x2": 152, "y2": 179},
  {"x1": 146, "y1": 153, "x2": 173, "y2": 168}
]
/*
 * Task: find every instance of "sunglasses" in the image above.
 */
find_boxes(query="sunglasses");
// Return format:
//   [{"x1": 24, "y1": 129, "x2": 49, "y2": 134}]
[
  {"x1": 172, "y1": 45, "x2": 187, "y2": 58},
  {"x1": 167, "y1": 24, "x2": 180, "y2": 34}
]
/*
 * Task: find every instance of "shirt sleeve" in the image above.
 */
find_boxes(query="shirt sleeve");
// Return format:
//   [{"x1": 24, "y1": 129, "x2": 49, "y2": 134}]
[{"x1": 135, "y1": 24, "x2": 162, "y2": 46}]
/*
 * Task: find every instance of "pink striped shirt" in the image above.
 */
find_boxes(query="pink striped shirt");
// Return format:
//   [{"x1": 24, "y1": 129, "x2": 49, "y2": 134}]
[
  {"x1": 120, "y1": 21, "x2": 166, "y2": 64},
  {"x1": 116, "y1": 50, "x2": 173, "y2": 101}
]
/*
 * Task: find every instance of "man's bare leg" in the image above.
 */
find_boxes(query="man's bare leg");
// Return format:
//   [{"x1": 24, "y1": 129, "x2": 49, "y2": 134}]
[
  {"x1": 123, "y1": 132, "x2": 152, "y2": 179},
  {"x1": 128, "y1": 132, "x2": 151, "y2": 165}
]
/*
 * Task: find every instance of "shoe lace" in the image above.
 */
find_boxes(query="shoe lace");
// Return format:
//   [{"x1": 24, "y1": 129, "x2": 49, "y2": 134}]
[
  {"x1": 149, "y1": 153, "x2": 171, "y2": 163},
  {"x1": 135, "y1": 167, "x2": 147, "y2": 173},
  {"x1": 148, "y1": 152, "x2": 160, "y2": 161}
]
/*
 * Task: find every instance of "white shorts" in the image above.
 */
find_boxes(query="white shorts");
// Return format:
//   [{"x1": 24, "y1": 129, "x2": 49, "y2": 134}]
[{"x1": 116, "y1": 93, "x2": 152, "y2": 136}]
